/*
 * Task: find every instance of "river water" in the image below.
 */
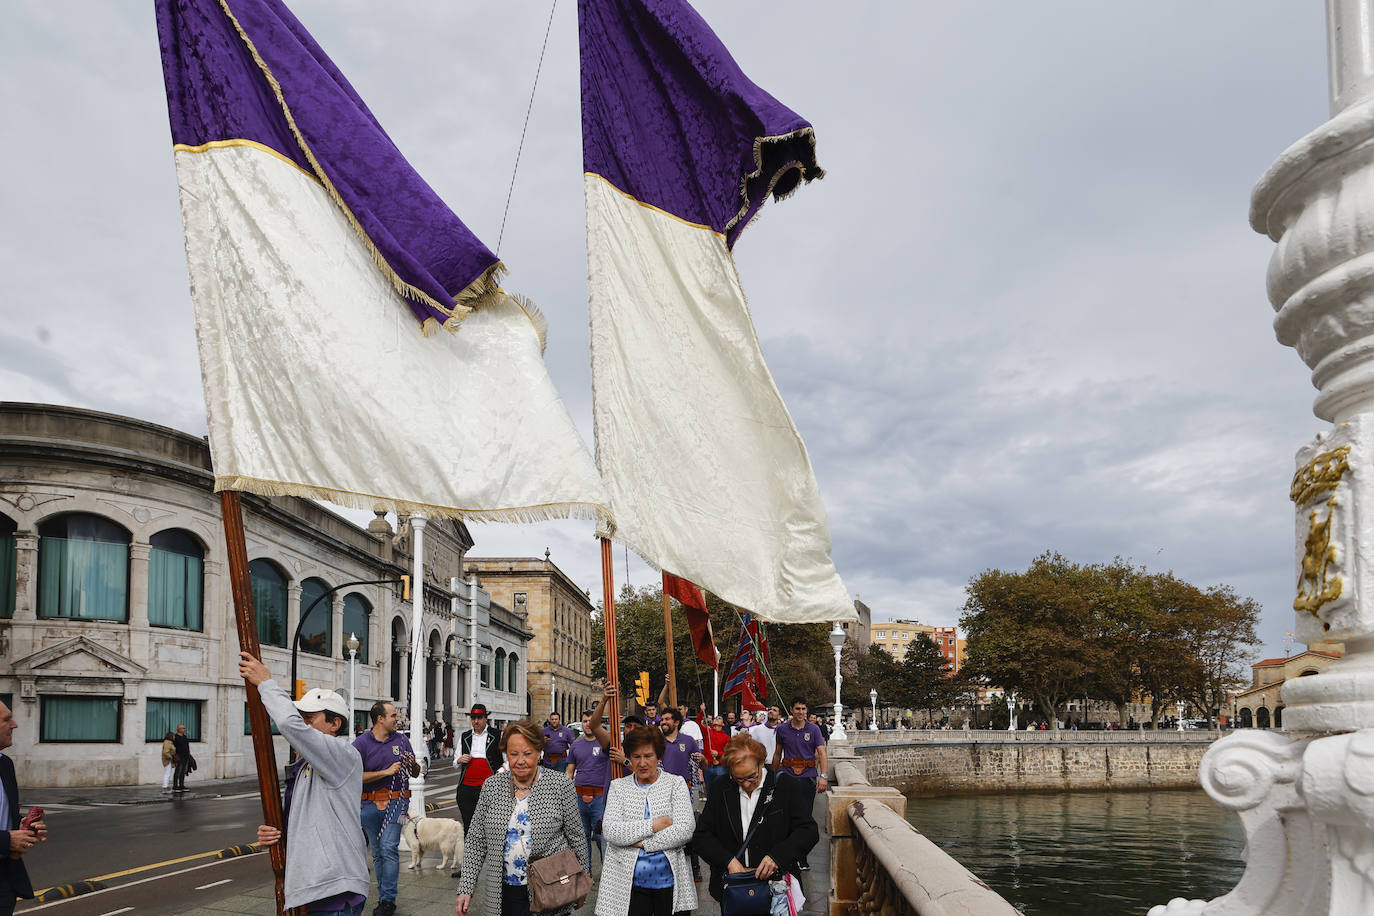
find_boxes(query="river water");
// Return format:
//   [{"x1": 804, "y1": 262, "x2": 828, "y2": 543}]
[{"x1": 904, "y1": 790, "x2": 1246, "y2": 915}]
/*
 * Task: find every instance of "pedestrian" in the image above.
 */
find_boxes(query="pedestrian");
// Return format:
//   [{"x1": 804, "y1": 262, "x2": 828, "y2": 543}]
[
  {"x1": 354, "y1": 700, "x2": 421, "y2": 916},
  {"x1": 238, "y1": 653, "x2": 369, "y2": 916},
  {"x1": 171, "y1": 723, "x2": 195, "y2": 793},
  {"x1": 725, "y1": 711, "x2": 738, "y2": 733},
  {"x1": 692, "y1": 733, "x2": 817, "y2": 912},
  {"x1": 454, "y1": 704, "x2": 504, "y2": 833},
  {"x1": 566, "y1": 686, "x2": 615, "y2": 867},
  {"x1": 700, "y1": 716, "x2": 729, "y2": 793},
  {"x1": 542, "y1": 711, "x2": 576, "y2": 771},
  {"x1": 442, "y1": 722, "x2": 455, "y2": 759},
  {"x1": 1, "y1": 699, "x2": 46, "y2": 916},
  {"x1": 747, "y1": 711, "x2": 777, "y2": 770},
  {"x1": 455, "y1": 720, "x2": 589, "y2": 916},
  {"x1": 596, "y1": 725, "x2": 697, "y2": 916},
  {"x1": 771, "y1": 699, "x2": 828, "y2": 872},
  {"x1": 160, "y1": 730, "x2": 176, "y2": 791},
  {"x1": 808, "y1": 712, "x2": 829, "y2": 743},
  {"x1": 658, "y1": 708, "x2": 703, "y2": 880}
]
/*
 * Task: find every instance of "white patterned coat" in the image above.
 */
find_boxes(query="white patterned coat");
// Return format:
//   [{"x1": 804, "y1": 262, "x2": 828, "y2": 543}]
[
  {"x1": 456, "y1": 768, "x2": 589, "y2": 916},
  {"x1": 594, "y1": 771, "x2": 698, "y2": 916}
]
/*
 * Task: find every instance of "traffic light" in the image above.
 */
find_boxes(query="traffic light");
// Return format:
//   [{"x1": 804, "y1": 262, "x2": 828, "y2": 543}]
[
  {"x1": 295, "y1": 679, "x2": 307, "y2": 700},
  {"x1": 399, "y1": 575, "x2": 411, "y2": 601},
  {"x1": 634, "y1": 671, "x2": 651, "y2": 707}
]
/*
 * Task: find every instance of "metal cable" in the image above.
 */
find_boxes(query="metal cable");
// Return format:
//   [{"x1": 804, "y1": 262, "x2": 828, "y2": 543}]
[{"x1": 496, "y1": 0, "x2": 559, "y2": 255}]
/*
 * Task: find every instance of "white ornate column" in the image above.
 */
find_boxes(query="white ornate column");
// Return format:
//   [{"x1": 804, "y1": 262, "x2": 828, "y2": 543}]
[
  {"x1": 285, "y1": 583, "x2": 302, "y2": 653},
  {"x1": 1151, "y1": 3, "x2": 1374, "y2": 913}
]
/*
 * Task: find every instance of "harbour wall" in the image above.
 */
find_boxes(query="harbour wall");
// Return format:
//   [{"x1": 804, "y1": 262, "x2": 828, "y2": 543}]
[{"x1": 849, "y1": 732, "x2": 1216, "y2": 796}]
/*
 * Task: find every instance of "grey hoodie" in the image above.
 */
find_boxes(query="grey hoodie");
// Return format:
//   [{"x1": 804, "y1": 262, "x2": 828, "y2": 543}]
[{"x1": 258, "y1": 679, "x2": 370, "y2": 909}]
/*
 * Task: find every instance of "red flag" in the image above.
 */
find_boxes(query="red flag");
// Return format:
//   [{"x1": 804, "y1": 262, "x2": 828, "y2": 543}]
[
  {"x1": 740, "y1": 683, "x2": 765, "y2": 712},
  {"x1": 664, "y1": 572, "x2": 718, "y2": 670}
]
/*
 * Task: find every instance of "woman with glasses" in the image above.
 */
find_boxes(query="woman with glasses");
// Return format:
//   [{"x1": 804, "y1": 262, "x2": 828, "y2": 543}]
[
  {"x1": 692, "y1": 733, "x2": 818, "y2": 907},
  {"x1": 596, "y1": 725, "x2": 697, "y2": 916}
]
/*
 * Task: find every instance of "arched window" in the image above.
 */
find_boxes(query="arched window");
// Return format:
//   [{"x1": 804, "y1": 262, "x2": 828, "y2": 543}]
[
  {"x1": 507, "y1": 653, "x2": 519, "y2": 695},
  {"x1": 1239, "y1": 707, "x2": 1253, "y2": 728},
  {"x1": 1275, "y1": 706, "x2": 1284, "y2": 728},
  {"x1": 248, "y1": 559, "x2": 288, "y2": 647},
  {"x1": 1256, "y1": 707, "x2": 1271, "y2": 729},
  {"x1": 148, "y1": 529, "x2": 204, "y2": 630},
  {"x1": 342, "y1": 594, "x2": 371, "y2": 664},
  {"x1": 1, "y1": 514, "x2": 16, "y2": 619},
  {"x1": 1299, "y1": 669, "x2": 1320, "y2": 677},
  {"x1": 38, "y1": 513, "x2": 130, "y2": 621},
  {"x1": 298, "y1": 578, "x2": 331, "y2": 657},
  {"x1": 494, "y1": 648, "x2": 507, "y2": 691}
]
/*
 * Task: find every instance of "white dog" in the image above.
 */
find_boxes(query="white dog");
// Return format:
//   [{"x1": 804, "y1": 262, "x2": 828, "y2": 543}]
[{"x1": 402, "y1": 815, "x2": 465, "y2": 872}]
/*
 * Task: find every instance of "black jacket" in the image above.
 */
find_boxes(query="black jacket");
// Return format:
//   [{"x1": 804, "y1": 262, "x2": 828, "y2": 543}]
[
  {"x1": 458, "y1": 728, "x2": 503, "y2": 778},
  {"x1": 691, "y1": 769, "x2": 819, "y2": 902},
  {"x1": 1, "y1": 755, "x2": 34, "y2": 900}
]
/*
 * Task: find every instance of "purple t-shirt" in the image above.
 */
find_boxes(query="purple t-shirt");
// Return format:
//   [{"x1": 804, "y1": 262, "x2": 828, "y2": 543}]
[
  {"x1": 543, "y1": 725, "x2": 576, "y2": 761},
  {"x1": 567, "y1": 736, "x2": 610, "y2": 789},
  {"x1": 774, "y1": 720, "x2": 825, "y2": 778},
  {"x1": 660, "y1": 732, "x2": 698, "y2": 782},
  {"x1": 353, "y1": 730, "x2": 415, "y2": 791}
]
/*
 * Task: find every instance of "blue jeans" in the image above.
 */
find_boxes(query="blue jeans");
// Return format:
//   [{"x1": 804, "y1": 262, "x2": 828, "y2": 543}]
[
  {"x1": 306, "y1": 903, "x2": 364, "y2": 916},
  {"x1": 359, "y1": 798, "x2": 406, "y2": 903},
  {"x1": 577, "y1": 792, "x2": 606, "y2": 865},
  {"x1": 703, "y1": 765, "x2": 725, "y2": 793}
]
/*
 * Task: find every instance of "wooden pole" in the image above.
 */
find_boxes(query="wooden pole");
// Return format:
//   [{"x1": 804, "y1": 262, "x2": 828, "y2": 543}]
[
  {"x1": 663, "y1": 588, "x2": 677, "y2": 709},
  {"x1": 600, "y1": 538, "x2": 623, "y2": 777},
  {"x1": 221, "y1": 491, "x2": 289, "y2": 916}
]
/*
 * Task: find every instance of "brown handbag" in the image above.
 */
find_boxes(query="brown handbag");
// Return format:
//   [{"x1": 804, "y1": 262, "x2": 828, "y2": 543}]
[{"x1": 527, "y1": 848, "x2": 592, "y2": 913}]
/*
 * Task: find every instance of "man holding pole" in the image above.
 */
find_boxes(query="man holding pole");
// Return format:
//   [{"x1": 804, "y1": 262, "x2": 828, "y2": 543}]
[{"x1": 239, "y1": 652, "x2": 370, "y2": 915}]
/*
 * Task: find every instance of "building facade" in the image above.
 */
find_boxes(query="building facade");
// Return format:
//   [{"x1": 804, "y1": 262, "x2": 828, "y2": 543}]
[
  {"x1": 1235, "y1": 649, "x2": 1342, "y2": 729},
  {"x1": 842, "y1": 599, "x2": 872, "y2": 650},
  {"x1": 462, "y1": 556, "x2": 597, "y2": 725},
  {"x1": 871, "y1": 619, "x2": 961, "y2": 674},
  {"x1": 0, "y1": 403, "x2": 528, "y2": 786}
]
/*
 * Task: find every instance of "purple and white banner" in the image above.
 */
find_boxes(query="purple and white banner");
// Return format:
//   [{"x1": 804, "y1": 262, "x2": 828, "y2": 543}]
[
  {"x1": 580, "y1": 0, "x2": 854, "y2": 624},
  {"x1": 157, "y1": 0, "x2": 608, "y2": 523}
]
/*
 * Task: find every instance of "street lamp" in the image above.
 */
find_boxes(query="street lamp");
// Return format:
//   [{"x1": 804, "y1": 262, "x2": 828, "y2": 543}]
[
  {"x1": 1007, "y1": 691, "x2": 1017, "y2": 732},
  {"x1": 869, "y1": 688, "x2": 879, "y2": 731},
  {"x1": 1176, "y1": 699, "x2": 1186, "y2": 733},
  {"x1": 346, "y1": 632, "x2": 360, "y2": 737},
  {"x1": 829, "y1": 623, "x2": 847, "y2": 741}
]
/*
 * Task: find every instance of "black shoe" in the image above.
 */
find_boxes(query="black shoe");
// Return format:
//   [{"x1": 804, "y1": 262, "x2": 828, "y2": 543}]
[
  {"x1": 451, "y1": 870, "x2": 461, "y2": 878},
  {"x1": 798, "y1": 861, "x2": 810, "y2": 872},
  {"x1": 374, "y1": 902, "x2": 396, "y2": 916}
]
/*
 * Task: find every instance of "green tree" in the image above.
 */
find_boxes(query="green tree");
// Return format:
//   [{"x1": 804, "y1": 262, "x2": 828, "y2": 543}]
[
  {"x1": 894, "y1": 634, "x2": 950, "y2": 723},
  {"x1": 960, "y1": 552, "x2": 1096, "y2": 730}
]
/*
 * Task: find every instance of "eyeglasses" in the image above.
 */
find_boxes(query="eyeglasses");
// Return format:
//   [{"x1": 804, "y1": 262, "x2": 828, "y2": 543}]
[{"x1": 731, "y1": 767, "x2": 763, "y2": 785}]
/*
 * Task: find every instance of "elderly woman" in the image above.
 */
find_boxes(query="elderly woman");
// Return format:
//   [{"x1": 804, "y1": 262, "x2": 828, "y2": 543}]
[
  {"x1": 692, "y1": 733, "x2": 819, "y2": 905},
  {"x1": 596, "y1": 726, "x2": 697, "y2": 916},
  {"x1": 160, "y1": 731, "x2": 176, "y2": 791},
  {"x1": 456, "y1": 720, "x2": 588, "y2": 916}
]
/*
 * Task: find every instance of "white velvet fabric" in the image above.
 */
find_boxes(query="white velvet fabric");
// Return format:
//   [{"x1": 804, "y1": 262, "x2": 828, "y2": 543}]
[
  {"x1": 174, "y1": 145, "x2": 610, "y2": 522},
  {"x1": 585, "y1": 175, "x2": 854, "y2": 624}
]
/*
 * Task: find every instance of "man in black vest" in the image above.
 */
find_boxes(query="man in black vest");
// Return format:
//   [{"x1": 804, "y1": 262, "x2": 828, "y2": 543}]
[
  {"x1": 451, "y1": 704, "x2": 504, "y2": 878},
  {"x1": 1, "y1": 699, "x2": 45, "y2": 916}
]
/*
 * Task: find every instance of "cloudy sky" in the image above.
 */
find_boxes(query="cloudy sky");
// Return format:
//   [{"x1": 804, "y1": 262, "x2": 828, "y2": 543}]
[{"x1": 1, "y1": 3, "x2": 1333, "y2": 661}]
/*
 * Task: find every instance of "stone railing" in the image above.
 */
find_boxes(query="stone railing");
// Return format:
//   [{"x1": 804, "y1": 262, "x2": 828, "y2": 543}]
[
  {"x1": 827, "y1": 741, "x2": 1018, "y2": 916},
  {"x1": 848, "y1": 729, "x2": 1220, "y2": 745}
]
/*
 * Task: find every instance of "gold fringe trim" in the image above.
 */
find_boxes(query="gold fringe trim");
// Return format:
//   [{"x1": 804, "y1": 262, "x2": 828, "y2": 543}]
[
  {"x1": 584, "y1": 173, "x2": 724, "y2": 237},
  {"x1": 508, "y1": 293, "x2": 548, "y2": 356},
  {"x1": 213, "y1": 0, "x2": 502, "y2": 331},
  {"x1": 215, "y1": 475, "x2": 613, "y2": 527},
  {"x1": 722, "y1": 126, "x2": 825, "y2": 238}
]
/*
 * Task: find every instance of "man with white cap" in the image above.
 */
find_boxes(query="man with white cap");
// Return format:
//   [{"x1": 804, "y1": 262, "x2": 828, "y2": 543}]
[{"x1": 239, "y1": 651, "x2": 370, "y2": 916}]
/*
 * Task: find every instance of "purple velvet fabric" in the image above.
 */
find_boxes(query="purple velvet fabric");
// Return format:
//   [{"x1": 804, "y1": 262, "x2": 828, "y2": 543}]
[
  {"x1": 579, "y1": 0, "x2": 824, "y2": 249},
  {"x1": 155, "y1": 0, "x2": 500, "y2": 327}
]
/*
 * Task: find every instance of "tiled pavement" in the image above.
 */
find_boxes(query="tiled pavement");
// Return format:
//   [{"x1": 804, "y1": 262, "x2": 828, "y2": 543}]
[{"x1": 182, "y1": 794, "x2": 832, "y2": 916}]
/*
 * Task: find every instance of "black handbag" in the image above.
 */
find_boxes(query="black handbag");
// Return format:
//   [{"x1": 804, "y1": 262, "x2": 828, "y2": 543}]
[{"x1": 721, "y1": 823, "x2": 772, "y2": 916}]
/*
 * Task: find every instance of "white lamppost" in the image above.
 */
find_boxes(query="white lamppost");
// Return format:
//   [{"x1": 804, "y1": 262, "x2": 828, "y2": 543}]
[
  {"x1": 829, "y1": 622, "x2": 847, "y2": 741},
  {"x1": 1176, "y1": 700, "x2": 1185, "y2": 733},
  {"x1": 869, "y1": 688, "x2": 878, "y2": 731},
  {"x1": 407, "y1": 516, "x2": 428, "y2": 817},
  {"x1": 1006, "y1": 691, "x2": 1017, "y2": 732},
  {"x1": 346, "y1": 631, "x2": 360, "y2": 737}
]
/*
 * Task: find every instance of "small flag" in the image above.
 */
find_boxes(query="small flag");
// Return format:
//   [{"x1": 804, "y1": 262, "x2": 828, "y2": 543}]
[
  {"x1": 663, "y1": 571, "x2": 717, "y2": 670},
  {"x1": 156, "y1": 0, "x2": 608, "y2": 523},
  {"x1": 721, "y1": 613, "x2": 766, "y2": 700},
  {"x1": 580, "y1": 0, "x2": 855, "y2": 624}
]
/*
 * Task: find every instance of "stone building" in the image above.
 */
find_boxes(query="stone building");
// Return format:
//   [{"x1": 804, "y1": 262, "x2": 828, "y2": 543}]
[
  {"x1": 1235, "y1": 649, "x2": 1342, "y2": 729},
  {"x1": 843, "y1": 599, "x2": 872, "y2": 650},
  {"x1": 462, "y1": 555, "x2": 597, "y2": 725},
  {"x1": 0, "y1": 402, "x2": 529, "y2": 786},
  {"x1": 872, "y1": 618, "x2": 961, "y2": 674}
]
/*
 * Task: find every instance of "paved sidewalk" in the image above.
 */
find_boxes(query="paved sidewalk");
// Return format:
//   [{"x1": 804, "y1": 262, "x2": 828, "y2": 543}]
[{"x1": 181, "y1": 794, "x2": 833, "y2": 915}]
